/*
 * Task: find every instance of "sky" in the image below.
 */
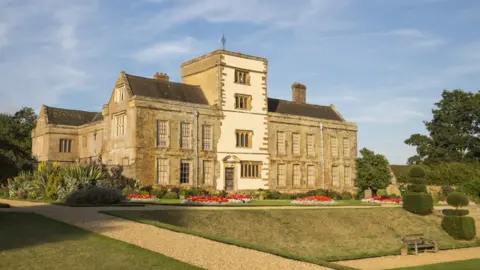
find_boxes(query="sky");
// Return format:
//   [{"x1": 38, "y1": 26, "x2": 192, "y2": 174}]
[{"x1": 1, "y1": 0, "x2": 479, "y2": 164}]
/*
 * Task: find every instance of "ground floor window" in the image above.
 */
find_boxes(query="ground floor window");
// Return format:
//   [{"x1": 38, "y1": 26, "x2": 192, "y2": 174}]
[
  {"x1": 157, "y1": 158, "x2": 169, "y2": 185},
  {"x1": 344, "y1": 166, "x2": 352, "y2": 188},
  {"x1": 332, "y1": 166, "x2": 339, "y2": 188},
  {"x1": 59, "y1": 139, "x2": 72, "y2": 153},
  {"x1": 180, "y1": 160, "x2": 190, "y2": 184},
  {"x1": 241, "y1": 161, "x2": 261, "y2": 178},
  {"x1": 293, "y1": 164, "x2": 301, "y2": 186},
  {"x1": 202, "y1": 160, "x2": 213, "y2": 185},
  {"x1": 277, "y1": 164, "x2": 286, "y2": 186},
  {"x1": 307, "y1": 165, "x2": 316, "y2": 187}
]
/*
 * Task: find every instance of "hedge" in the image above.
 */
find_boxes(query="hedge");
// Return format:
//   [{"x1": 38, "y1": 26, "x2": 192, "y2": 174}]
[
  {"x1": 442, "y1": 216, "x2": 477, "y2": 240},
  {"x1": 403, "y1": 193, "x2": 433, "y2": 215},
  {"x1": 442, "y1": 209, "x2": 469, "y2": 216}
]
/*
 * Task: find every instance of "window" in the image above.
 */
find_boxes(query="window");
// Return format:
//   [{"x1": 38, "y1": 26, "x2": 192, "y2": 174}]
[
  {"x1": 202, "y1": 160, "x2": 213, "y2": 185},
  {"x1": 114, "y1": 114, "x2": 125, "y2": 137},
  {"x1": 180, "y1": 122, "x2": 191, "y2": 149},
  {"x1": 234, "y1": 70, "x2": 249, "y2": 85},
  {"x1": 277, "y1": 132, "x2": 286, "y2": 155},
  {"x1": 241, "y1": 161, "x2": 261, "y2": 178},
  {"x1": 180, "y1": 160, "x2": 190, "y2": 184},
  {"x1": 331, "y1": 136, "x2": 338, "y2": 157},
  {"x1": 202, "y1": 125, "x2": 213, "y2": 151},
  {"x1": 306, "y1": 134, "x2": 315, "y2": 156},
  {"x1": 235, "y1": 130, "x2": 252, "y2": 148},
  {"x1": 157, "y1": 158, "x2": 169, "y2": 185},
  {"x1": 343, "y1": 137, "x2": 350, "y2": 158},
  {"x1": 156, "y1": 120, "x2": 169, "y2": 147},
  {"x1": 277, "y1": 164, "x2": 286, "y2": 186},
  {"x1": 235, "y1": 94, "x2": 251, "y2": 110},
  {"x1": 293, "y1": 164, "x2": 301, "y2": 186},
  {"x1": 332, "y1": 166, "x2": 339, "y2": 187},
  {"x1": 292, "y1": 133, "x2": 300, "y2": 155},
  {"x1": 344, "y1": 166, "x2": 352, "y2": 188},
  {"x1": 82, "y1": 136, "x2": 87, "y2": 148},
  {"x1": 115, "y1": 86, "x2": 125, "y2": 103},
  {"x1": 59, "y1": 139, "x2": 72, "y2": 153},
  {"x1": 307, "y1": 165, "x2": 316, "y2": 187}
]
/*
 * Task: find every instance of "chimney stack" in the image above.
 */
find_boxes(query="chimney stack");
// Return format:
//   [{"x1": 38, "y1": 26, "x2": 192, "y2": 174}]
[
  {"x1": 292, "y1": 82, "x2": 306, "y2": 104},
  {"x1": 153, "y1": 72, "x2": 169, "y2": 82}
]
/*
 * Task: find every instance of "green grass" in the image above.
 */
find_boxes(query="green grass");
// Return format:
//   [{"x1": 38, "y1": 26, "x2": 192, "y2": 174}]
[
  {"x1": 0, "y1": 212, "x2": 201, "y2": 270},
  {"x1": 103, "y1": 208, "x2": 478, "y2": 266},
  {"x1": 392, "y1": 258, "x2": 480, "y2": 270},
  {"x1": 133, "y1": 199, "x2": 382, "y2": 207}
]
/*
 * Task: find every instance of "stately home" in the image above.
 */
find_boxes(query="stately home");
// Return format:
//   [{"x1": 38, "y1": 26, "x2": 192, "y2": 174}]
[{"x1": 31, "y1": 50, "x2": 358, "y2": 192}]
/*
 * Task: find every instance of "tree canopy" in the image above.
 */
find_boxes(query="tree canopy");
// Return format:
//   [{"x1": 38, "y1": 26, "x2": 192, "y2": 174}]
[
  {"x1": 355, "y1": 147, "x2": 392, "y2": 191},
  {"x1": 405, "y1": 89, "x2": 480, "y2": 164}
]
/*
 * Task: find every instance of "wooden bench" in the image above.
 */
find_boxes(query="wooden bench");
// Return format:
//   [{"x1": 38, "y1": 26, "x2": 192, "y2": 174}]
[{"x1": 402, "y1": 233, "x2": 438, "y2": 255}]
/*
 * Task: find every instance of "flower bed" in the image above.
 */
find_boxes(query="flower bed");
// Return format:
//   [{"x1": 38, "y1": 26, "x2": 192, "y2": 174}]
[
  {"x1": 181, "y1": 194, "x2": 254, "y2": 205},
  {"x1": 126, "y1": 194, "x2": 160, "y2": 202},
  {"x1": 227, "y1": 194, "x2": 253, "y2": 203},
  {"x1": 291, "y1": 195, "x2": 337, "y2": 205},
  {"x1": 438, "y1": 200, "x2": 476, "y2": 206},
  {"x1": 361, "y1": 196, "x2": 402, "y2": 204}
]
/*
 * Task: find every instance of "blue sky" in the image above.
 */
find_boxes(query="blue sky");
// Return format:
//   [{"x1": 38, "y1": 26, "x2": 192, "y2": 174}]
[{"x1": 1, "y1": 0, "x2": 479, "y2": 164}]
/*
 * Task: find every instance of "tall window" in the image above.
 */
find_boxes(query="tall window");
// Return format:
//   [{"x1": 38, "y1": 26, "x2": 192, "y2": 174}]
[
  {"x1": 157, "y1": 158, "x2": 169, "y2": 185},
  {"x1": 241, "y1": 161, "x2": 261, "y2": 178},
  {"x1": 332, "y1": 166, "x2": 339, "y2": 187},
  {"x1": 180, "y1": 160, "x2": 190, "y2": 184},
  {"x1": 234, "y1": 70, "x2": 249, "y2": 85},
  {"x1": 343, "y1": 137, "x2": 350, "y2": 158},
  {"x1": 307, "y1": 165, "x2": 316, "y2": 186},
  {"x1": 180, "y1": 122, "x2": 191, "y2": 149},
  {"x1": 114, "y1": 114, "x2": 125, "y2": 137},
  {"x1": 156, "y1": 120, "x2": 169, "y2": 147},
  {"x1": 202, "y1": 160, "x2": 213, "y2": 185},
  {"x1": 115, "y1": 86, "x2": 125, "y2": 103},
  {"x1": 306, "y1": 134, "x2": 315, "y2": 156},
  {"x1": 235, "y1": 130, "x2": 252, "y2": 148},
  {"x1": 277, "y1": 131, "x2": 286, "y2": 155},
  {"x1": 344, "y1": 166, "x2": 352, "y2": 188},
  {"x1": 331, "y1": 136, "x2": 338, "y2": 158},
  {"x1": 292, "y1": 133, "x2": 300, "y2": 155},
  {"x1": 59, "y1": 139, "x2": 72, "y2": 153},
  {"x1": 82, "y1": 136, "x2": 87, "y2": 148},
  {"x1": 235, "y1": 94, "x2": 251, "y2": 110},
  {"x1": 293, "y1": 164, "x2": 301, "y2": 186},
  {"x1": 277, "y1": 164, "x2": 286, "y2": 186},
  {"x1": 202, "y1": 125, "x2": 213, "y2": 151}
]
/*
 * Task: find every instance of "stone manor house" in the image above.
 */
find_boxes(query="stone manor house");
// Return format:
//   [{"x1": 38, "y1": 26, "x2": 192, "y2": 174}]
[{"x1": 31, "y1": 50, "x2": 358, "y2": 192}]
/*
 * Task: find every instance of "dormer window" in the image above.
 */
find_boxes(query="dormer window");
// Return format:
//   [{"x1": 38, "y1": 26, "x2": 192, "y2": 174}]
[
  {"x1": 115, "y1": 86, "x2": 125, "y2": 103},
  {"x1": 234, "y1": 70, "x2": 250, "y2": 85}
]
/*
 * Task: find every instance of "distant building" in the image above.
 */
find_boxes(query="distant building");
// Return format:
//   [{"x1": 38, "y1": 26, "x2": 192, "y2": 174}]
[{"x1": 31, "y1": 50, "x2": 358, "y2": 192}]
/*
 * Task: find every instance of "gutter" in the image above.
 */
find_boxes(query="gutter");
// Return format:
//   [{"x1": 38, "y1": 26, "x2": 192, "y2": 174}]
[
  {"x1": 320, "y1": 122, "x2": 325, "y2": 189},
  {"x1": 194, "y1": 110, "x2": 199, "y2": 187}
]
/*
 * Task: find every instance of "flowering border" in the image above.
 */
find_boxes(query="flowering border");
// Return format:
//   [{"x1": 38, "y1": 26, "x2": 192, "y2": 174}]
[
  {"x1": 438, "y1": 200, "x2": 476, "y2": 205},
  {"x1": 361, "y1": 197, "x2": 402, "y2": 204},
  {"x1": 181, "y1": 195, "x2": 254, "y2": 205},
  {"x1": 291, "y1": 196, "x2": 337, "y2": 205},
  {"x1": 126, "y1": 194, "x2": 160, "y2": 202}
]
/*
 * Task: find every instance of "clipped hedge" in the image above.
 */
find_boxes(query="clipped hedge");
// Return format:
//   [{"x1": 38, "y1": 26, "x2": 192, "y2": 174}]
[
  {"x1": 403, "y1": 193, "x2": 433, "y2": 215},
  {"x1": 442, "y1": 209, "x2": 470, "y2": 216},
  {"x1": 442, "y1": 216, "x2": 476, "y2": 240},
  {"x1": 65, "y1": 188, "x2": 126, "y2": 205}
]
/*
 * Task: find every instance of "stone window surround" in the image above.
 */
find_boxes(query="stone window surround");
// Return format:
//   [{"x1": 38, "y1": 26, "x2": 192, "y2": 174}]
[
  {"x1": 156, "y1": 120, "x2": 169, "y2": 148},
  {"x1": 277, "y1": 131, "x2": 286, "y2": 155},
  {"x1": 292, "y1": 163, "x2": 302, "y2": 186},
  {"x1": 180, "y1": 159, "x2": 191, "y2": 184},
  {"x1": 234, "y1": 94, "x2": 252, "y2": 110},
  {"x1": 241, "y1": 161, "x2": 262, "y2": 179},
  {"x1": 202, "y1": 124, "x2": 213, "y2": 151},
  {"x1": 234, "y1": 69, "x2": 251, "y2": 85},
  {"x1": 59, "y1": 138, "x2": 72, "y2": 153},
  {"x1": 292, "y1": 133, "x2": 301, "y2": 156},
  {"x1": 277, "y1": 163, "x2": 286, "y2": 187},
  {"x1": 113, "y1": 112, "x2": 126, "y2": 138},
  {"x1": 156, "y1": 158, "x2": 169, "y2": 185},
  {"x1": 202, "y1": 160, "x2": 213, "y2": 186},
  {"x1": 306, "y1": 134, "x2": 315, "y2": 157},
  {"x1": 114, "y1": 85, "x2": 125, "y2": 103},
  {"x1": 180, "y1": 122, "x2": 192, "y2": 149},
  {"x1": 235, "y1": 129, "x2": 253, "y2": 148},
  {"x1": 307, "y1": 165, "x2": 316, "y2": 187}
]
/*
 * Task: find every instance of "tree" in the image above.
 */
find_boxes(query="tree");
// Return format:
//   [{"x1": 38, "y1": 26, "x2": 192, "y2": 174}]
[
  {"x1": 355, "y1": 148, "x2": 392, "y2": 192},
  {"x1": 405, "y1": 90, "x2": 480, "y2": 164}
]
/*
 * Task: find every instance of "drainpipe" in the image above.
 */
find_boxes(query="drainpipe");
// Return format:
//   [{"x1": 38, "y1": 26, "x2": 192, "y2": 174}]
[
  {"x1": 320, "y1": 122, "x2": 325, "y2": 190},
  {"x1": 194, "y1": 110, "x2": 199, "y2": 188}
]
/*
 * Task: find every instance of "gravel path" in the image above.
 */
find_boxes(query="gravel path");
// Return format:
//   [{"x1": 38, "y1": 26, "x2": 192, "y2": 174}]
[{"x1": 0, "y1": 199, "x2": 330, "y2": 270}]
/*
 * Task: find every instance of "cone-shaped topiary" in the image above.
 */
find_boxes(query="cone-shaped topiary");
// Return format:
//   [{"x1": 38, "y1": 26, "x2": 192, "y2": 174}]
[
  {"x1": 408, "y1": 165, "x2": 426, "y2": 179},
  {"x1": 447, "y1": 191, "x2": 469, "y2": 209}
]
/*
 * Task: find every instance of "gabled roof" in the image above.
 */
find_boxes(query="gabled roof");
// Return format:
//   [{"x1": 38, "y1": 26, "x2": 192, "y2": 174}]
[
  {"x1": 390, "y1": 165, "x2": 409, "y2": 179},
  {"x1": 44, "y1": 106, "x2": 103, "y2": 126},
  {"x1": 125, "y1": 74, "x2": 209, "y2": 105},
  {"x1": 267, "y1": 98, "x2": 344, "y2": 121}
]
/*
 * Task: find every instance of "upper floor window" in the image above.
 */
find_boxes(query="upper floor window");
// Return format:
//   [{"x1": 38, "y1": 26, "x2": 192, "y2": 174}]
[
  {"x1": 156, "y1": 120, "x2": 169, "y2": 147},
  {"x1": 235, "y1": 130, "x2": 252, "y2": 148},
  {"x1": 115, "y1": 86, "x2": 125, "y2": 103},
  {"x1": 331, "y1": 136, "x2": 338, "y2": 158},
  {"x1": 277, "y1": 131, "x2": 286, "y2": 155},
  {"x1": 59, "y1": 139, "x2": 72, "y2": 153},
  {"x1": 235, "y1": 94, "x2": 251, "y2": 110},
  {"x1": 82, "y1": 135, "x2": 87, "y2": 148},
  {"x1": 202, "y1": 124, "x2": 213, "y2": 151},
  {"x1": 306, "y1": 134, "x2": 315, "y2": 156},
  {"x1": 180, "y1": 122, "x2": 191, "y2": 149},
  {"x1": 234, "y1": 70, "x2": 250, "y2": 85},
  {"x1": 114, "y1": 114, "x2": 126, "y2": 137},
  {"x1": 343, "y1": 137, "x2": 350, "y2": 158},
  {"x1": 241, "y1": 161, "x2": 261, "y2": 178},
  {"x1": 292, "y1": 133, "x2": 300, "y2": 155}
]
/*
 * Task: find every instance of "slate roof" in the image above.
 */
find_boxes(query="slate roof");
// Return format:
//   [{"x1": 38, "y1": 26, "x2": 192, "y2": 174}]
[
  {"x1": 390, "y1": 165, "x2": 410, "y2": 179},
  {"x1": 44, "y1": 106, "x2": 103, "y2": 126},
  {"x1": 267, "y1": 98, "x2": 343, "y2": 121},
  {"x1": 125, "y1": 74, "x2": 209, "y2": 105}
]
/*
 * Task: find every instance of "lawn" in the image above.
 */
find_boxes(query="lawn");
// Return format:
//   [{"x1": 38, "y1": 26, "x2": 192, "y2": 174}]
[
  {"x1": 0, "y1": 212, "x2": 201, "y2": 270},
  {"x1": 103, "y1": 208, "x2": 478, "y2": 265},
  {"x1": 133, "y1": 199, "x2": 383, "y2": 207},
  {"x1": 392, "y1": 259, "x2": 480, "y2": 270}
]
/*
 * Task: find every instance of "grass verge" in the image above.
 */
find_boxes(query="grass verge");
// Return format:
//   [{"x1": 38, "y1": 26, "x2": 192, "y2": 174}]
[
  {"x1": 53, "y1": 202, "x2": 145, "y2": 207},
  {"x1": 131, "y1": 199, "x2": 382, "y2": 207},
  {"x1": 0, "y1": 212, "x2": 201, "y2": 270},
  {"x1": 391, "y1": 258, "x2": 480, "y2": 270}
]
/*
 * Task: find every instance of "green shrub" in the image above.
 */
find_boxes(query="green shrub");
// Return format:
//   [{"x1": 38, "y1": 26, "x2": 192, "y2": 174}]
[
  {"x1": 121, "y1": 186, "x2": 136, "y2": 195},
  {"x1": 98, "y1": 165, "x2": 137, "y2": 190},
  {"x1": 266, "y1": 190, "x2": 281, "y2": 199},
  {"x1": 442, "y1": 209, "x2": 469, "y2": 216},
  {"x1": 139, "y1": 190, "x2": 149, "y2": 196},
  {"x1": 57, "y1": 162, "x2": 103, "y2": 201},
  {"x1": 442, "y1": 216, "x2": 476, "y2": 240},
  {"x1": 139, "y1": 185, "x2": 153, "y2": 194},
  {"x1": 65, "y1": 188, "x2": 126, "y2": 205},
  {"x1": 408, "y1": 165, "x2": 426, "y2": 179},
  {"x1": 441, "y1": 185, "x2": 455, "y2": 196},
  {"x1": 279, "y1": 193, "x2": 293, "y2": 200},
  {"x1": 341, "y1": 191, "x2": 353, "y2": 200},
  {"x1": 150, "y1": 186, "x2": 167, "y2": 198},
  {"x1": 447, "y1": 191, "x2": 469, "y2": 209},
  {"x1": 407, "y1": 184, "x2": 427, "y2": 193},
  {"x1": 403, "y1": 193, "x2": 433, "y2": 215},
  {"x1": 459, "y1": 178, "x2": 480, "y2": 198},
  {"x1": 306, "y1": 189, "x2": 328, "y2": 196},
  {"x1": 162, "y1": 191, "x2": 179, "y2": 199},
  {"x1": 376, "y1": 189, "x2": 387, "y2": 197}
]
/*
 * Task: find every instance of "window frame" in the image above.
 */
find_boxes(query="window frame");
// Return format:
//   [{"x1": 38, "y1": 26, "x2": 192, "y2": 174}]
[
  {"x1": 343, "y1": 137, "x2": 350, "y2": 158},
  {"x1": 277, "y1": 131, "x2": 286, "y2": 155},
  {"x1": 202, "y1": 160, "x2": 213, "y2": 186},
  {"x1": 332, "y1": 166, "x2": 339, "y2": 188},
  {"x1": 156, "y1": 158, "x2": 169, "y2": 185},
  {"x1": 306, "y1": 134, "x2": 315, "y2": 156},
  {"x1": 115, "y1": 86, "x2": 125, "y2": 103},
  {"x1": 156, "y1": 120, "x2": 169, "y2": 148},
  {"x1": 292, "y1": 133, "x2": 301, "y2": 156},
  {"x1": 331, "y1": 136, "x2": 338, "y2": 158},
  {"x1": 202, "y1": 124, "x2": 213, "y2": 151},
  {"x1": 235, "y1": 130, "x2": 253, "y2": 148},
  {"x1": 234, "y1": 94, "x2": 252, "y2": 110},
  {"x1": 234, "y1": 69, "x2": 250, "y2": 85},
  {"x1": 277, "y1": 163, "x2": 286, "y2": 187},
  {"x1": 59, "y1": 139, "x2": 72, "y2": 153},
  {"x1": 240, "y1": 161, "x2": 262, "y2": 179},
  {"x1": 180, "y1": 160, "x2": 191, "y2": 184},
  {"x1": 113, "y1": 113, "x2": 126, "y2": 137},
  {"x1": 307, "y1": 165, "x2": 316, "y2": 187},
  {"x1": 292, "y1": 164, "x2": 301, "y2": 186},
  {"x1": 180, "y1": 122, "x2": 192, "y2": 149}
]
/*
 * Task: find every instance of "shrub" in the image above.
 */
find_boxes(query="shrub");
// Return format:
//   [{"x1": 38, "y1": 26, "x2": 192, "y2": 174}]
[
  {"x1": 459, "y1": 178, "x2": 480, "y2": 198},
  {"x1": 407, "y1": 184, "x2": 427, "y2": 193},
  {"x1": 162, "y1": 191, "x2": 179, "y2": 199},
  {"x1": 169, "y1": 186, "x2": 181, "y2": 195},
  {"x1": 121, "y1": 186, "x2": 136, "y2": 195},
  {"x1": 442, "y1": 216, "x2": 476, "y2": 240},
  {"x1": 150, "y1": 186, "x2": 167, "y2": 198},
  {"x1": 447, "y1": 191, "x2": 469, "y2": 209},
  {"x1": 57, "y1": 163, "x2": 103, "y2": 201},
  {"x1": 403, "y1": 193, "x2": 433, "y2": 215},
  {"x1": 279, "y1": 193, "x2": 292, "y2": 200},
  {"x1": 306, "y1": 189, "x2": 328, "y2": 196},
  {"x1": 441, "y1": 185, "x2": 455, "y2": 196},
  {"x1": 341, "y1": 191, "x2": 353, "y2": 200},
  {"x1": 139, "y1": 185, "x2": 153, "y2": 194},
  {"x1": 266, "y1": 190, "x2": 281, "y2": 199},
  {"x1": 98, "y1": 165, "x2": 137, "y2": 190},
  {"x1": 408, "y1": 165, "x2": 426, "y2": 179},
  {"x1": 442, "y1": 209, "x2": 469, "y2": 216},
  {"x1": 65, "y1": 188, "x2": 126, "y2": 205},
  {"x1": 376, "y1": 189, "x2": 387, "y2": 197}
]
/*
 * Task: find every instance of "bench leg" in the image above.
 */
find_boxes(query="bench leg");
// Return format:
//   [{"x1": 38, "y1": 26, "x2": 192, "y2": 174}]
[
  {"x1": 434, "y1": 242, "x2": 438, "y2": 253},
  {"x1": 415, "y1": 243, "x2": 418, "y2": 255}
]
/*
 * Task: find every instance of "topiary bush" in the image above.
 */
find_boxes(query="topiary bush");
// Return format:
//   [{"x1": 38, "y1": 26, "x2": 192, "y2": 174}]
[
  {"x1": 442, "y1": 209, "x2": 469, "y2": 216},
  {"x1": 65, "y1": 188, "x2": 126, "y2": 205},
  {"x1": 408, "y1": 165, "x2": 426, "y2": 179},
  {"x1": 403, "y1": 193, "x2": 433, "y2": 215},
  {"x1": 447, "y1": 191, "x2": 469, "y2": 209},
  {"x1": 442, "y1": 216, "x2": 476, "y2": 240}
]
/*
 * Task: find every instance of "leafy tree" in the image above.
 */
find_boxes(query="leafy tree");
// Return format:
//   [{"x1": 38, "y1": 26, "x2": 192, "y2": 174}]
[
  {"x1": 355, "y1": 148, "x2": 392, "y2": 192},
  {"x1": 405, "y1": 90, "x2": 480, "y2": 164}
]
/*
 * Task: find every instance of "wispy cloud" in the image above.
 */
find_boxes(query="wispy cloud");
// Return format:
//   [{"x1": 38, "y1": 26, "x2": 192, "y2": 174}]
[
  {"x1": 0, "y1": 23, "x2": 7, "y2": 49},
  {"x1": 349, "y1": 97, "x2": 427, "y2": 124},
  {"x1": 135, "y1": 37, "x2": 199, "y2": 62}
]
